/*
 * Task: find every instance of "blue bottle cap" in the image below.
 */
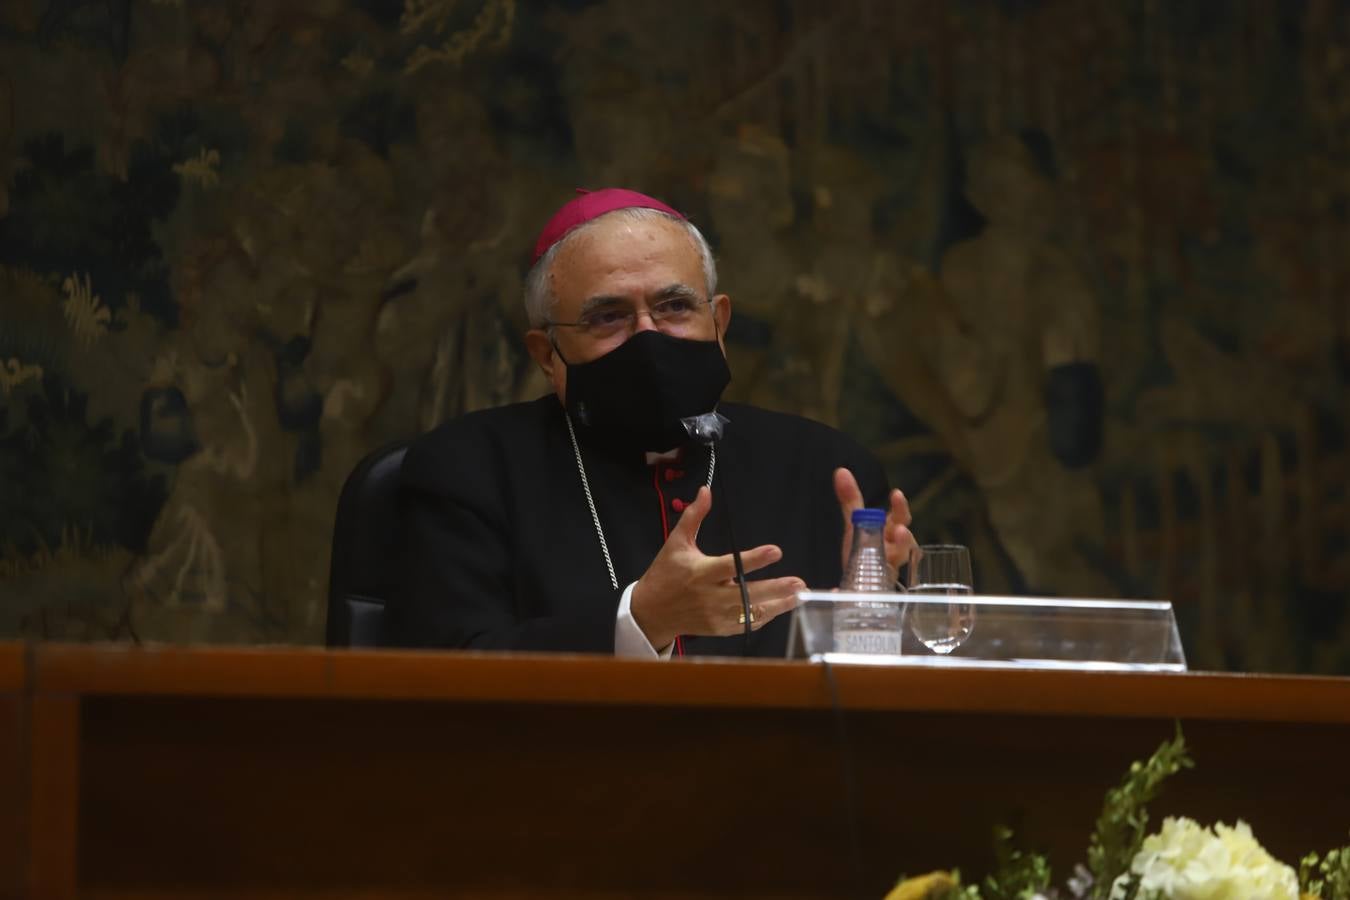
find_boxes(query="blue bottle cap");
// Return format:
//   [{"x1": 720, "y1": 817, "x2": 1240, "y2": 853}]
[{"x1": 850, "y1": 508, "x2": 887, "y2": 526}]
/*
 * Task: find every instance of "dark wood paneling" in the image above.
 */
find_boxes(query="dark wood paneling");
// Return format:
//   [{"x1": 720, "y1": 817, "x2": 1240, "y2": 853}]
[
  {"x1": 16, "y1": 644, "x2": 1350, "y2": 899},
  {"x1": 71, "y1": 697, "x2": 1350, "y2": 898},
  {"x1": 29, "y1": 693, "x2": 78, "y2": 900},
  {"x1": 0, "y1": 644, "x2": 26, "y2": 900}
]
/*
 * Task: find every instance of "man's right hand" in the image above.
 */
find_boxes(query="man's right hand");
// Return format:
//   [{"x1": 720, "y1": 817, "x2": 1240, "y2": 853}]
[{"x1": 629, "y1": 485, "x2": 805, "y2": 651}]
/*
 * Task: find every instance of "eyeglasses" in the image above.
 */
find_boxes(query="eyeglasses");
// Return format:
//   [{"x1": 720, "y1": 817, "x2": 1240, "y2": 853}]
[{"x1": 546, "y1": 296, "x2": 714, "y2": 339}]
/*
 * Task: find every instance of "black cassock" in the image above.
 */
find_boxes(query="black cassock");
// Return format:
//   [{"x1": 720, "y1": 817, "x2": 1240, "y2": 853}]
[{"x1": 388, "y1": 396, "x2": 889, "y2": 657}]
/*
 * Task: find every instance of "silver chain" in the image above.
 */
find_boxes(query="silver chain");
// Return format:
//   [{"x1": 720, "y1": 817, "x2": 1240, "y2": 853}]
[{"x1": 563, "y1": 413, "x2": 716, "y2": 591}]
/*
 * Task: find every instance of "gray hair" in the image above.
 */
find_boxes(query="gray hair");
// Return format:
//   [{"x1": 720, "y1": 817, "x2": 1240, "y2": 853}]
[{"x1": 523, "y1": 206, "x2": 718, "y2": 329}]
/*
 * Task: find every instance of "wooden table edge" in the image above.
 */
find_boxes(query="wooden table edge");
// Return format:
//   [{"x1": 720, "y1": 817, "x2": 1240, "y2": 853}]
[{"x1": 25, "y1": 642, "x2": 1350, "y2": 725}]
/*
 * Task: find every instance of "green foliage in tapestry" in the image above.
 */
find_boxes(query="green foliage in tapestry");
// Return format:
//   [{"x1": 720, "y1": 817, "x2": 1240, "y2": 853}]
[
  {"x1": 0, "y1": 379, "x2": 165, "y2": 558},
  {"x1": 0, "y1": 134, "x2": 178, "y2": 324}
]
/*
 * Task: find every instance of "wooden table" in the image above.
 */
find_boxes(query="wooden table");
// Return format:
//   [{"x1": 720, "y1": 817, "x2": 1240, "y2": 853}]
[
  {"x1": 7, "y1": 643, "x2": 1350, "y2": 899},
  {"x1": 0, "y1": 644, "x2": 26, "y2": 900}
]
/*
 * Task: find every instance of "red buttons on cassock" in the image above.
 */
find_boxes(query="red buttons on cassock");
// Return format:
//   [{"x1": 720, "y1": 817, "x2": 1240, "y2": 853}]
[
  {"x1": 664, "y1": 469, "x2": 679, "y2": 482},
  {"x1": 671, "y1": 498, "x2": 686, "y2": 513}
]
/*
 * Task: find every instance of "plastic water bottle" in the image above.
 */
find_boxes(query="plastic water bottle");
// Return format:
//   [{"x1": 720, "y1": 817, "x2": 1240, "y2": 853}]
[{"x1": 835, "y1": 508, "x2": 902, "y2": 655}]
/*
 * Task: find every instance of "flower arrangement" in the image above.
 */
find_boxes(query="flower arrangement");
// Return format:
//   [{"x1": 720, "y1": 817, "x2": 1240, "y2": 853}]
[{"x1": 885, "y1": 728, "x2": 1350, "y2": 900}]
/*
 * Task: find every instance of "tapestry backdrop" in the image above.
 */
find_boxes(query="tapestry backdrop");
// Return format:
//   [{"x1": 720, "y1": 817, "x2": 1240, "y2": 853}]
[{"x1": 1, "y1": 0, "x2": 1347, "y2": 672}]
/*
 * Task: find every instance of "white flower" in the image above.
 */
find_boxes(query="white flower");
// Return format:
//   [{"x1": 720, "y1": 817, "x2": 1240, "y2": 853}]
[
  {"x1": 1066, "y1": 863, "x2": 1094, "y2": 899},
  {"x1": 1127, "y1": 817, "x2": 1299, "y2": 900}
]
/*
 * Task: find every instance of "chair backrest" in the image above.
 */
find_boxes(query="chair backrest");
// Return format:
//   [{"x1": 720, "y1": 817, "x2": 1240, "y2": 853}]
[{"x1": 325, "y1": 441, "x2": 410, "y2": 647}]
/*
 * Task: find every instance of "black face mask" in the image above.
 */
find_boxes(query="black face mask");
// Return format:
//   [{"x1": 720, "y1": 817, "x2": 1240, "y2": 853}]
[{"x1": 557, "y1": 330, "x2": 731, "y2": 453}]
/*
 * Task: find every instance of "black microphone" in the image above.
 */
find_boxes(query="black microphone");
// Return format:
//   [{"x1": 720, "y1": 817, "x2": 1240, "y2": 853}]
[{"x1": 680, "y1": 412, "x2": 754, "y2": 653}]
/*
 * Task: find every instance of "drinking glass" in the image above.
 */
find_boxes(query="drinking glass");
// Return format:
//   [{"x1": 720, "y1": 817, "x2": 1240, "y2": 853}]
[{"x1": 906, "y1": 544, "x2": 975, "y2": 654}]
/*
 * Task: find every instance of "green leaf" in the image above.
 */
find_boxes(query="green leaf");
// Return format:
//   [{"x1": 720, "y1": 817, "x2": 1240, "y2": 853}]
[
  {"x1": 981, "y1": 825, "x2": 1052, "y2": 900},
  {"x1": 1085, "y1": 724, "x2": 1194, "y2": 899},
  {"x1": 1300, "y1": 851, "x2": 1324, "y2": 897},
  {"x1": 1315, "y1": 838, "x2": 1350, "y2": 900}
]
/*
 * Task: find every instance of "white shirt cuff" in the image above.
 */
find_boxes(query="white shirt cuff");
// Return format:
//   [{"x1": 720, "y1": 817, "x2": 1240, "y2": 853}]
[{"x1": 614, "y1": 581, "x2": 674, "y2": 660}]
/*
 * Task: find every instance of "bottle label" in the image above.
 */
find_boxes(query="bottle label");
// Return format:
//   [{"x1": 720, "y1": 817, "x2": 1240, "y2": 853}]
[{"x1": 836, "y1": 629, "x2": 902, "y2": 655}]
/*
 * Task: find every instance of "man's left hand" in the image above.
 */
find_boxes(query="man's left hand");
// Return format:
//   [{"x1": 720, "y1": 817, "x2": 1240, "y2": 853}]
[{"x1": 834, "y1": 468, "x2": 915, "y2": 586}]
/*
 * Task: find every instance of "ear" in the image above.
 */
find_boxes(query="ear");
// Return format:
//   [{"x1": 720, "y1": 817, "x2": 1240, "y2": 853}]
[
  {"x1": 524, "y1": 329, "x2": 557, "y2": 379},
  {"x1": 712, "y1": 293, "x2": 732, "y2": 349}
]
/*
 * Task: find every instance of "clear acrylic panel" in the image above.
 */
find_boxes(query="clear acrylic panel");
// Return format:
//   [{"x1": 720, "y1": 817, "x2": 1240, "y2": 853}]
[{"x1": 787, "y1": 592, "x2": 1186, "y2": 672}]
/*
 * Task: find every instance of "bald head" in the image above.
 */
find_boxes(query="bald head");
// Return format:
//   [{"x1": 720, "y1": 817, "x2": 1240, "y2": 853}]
[
  {"x1": 524, "y1": 206, "x2": 718, "y2": 329},
  {"x1": 522, "y1": 208, "x2": 731, "y2": 402}
]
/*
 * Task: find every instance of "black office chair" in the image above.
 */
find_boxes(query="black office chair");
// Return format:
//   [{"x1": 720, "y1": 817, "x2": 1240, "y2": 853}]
[{"x1": 325, "y1": 440, "x2": 411, "y2": 647}]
